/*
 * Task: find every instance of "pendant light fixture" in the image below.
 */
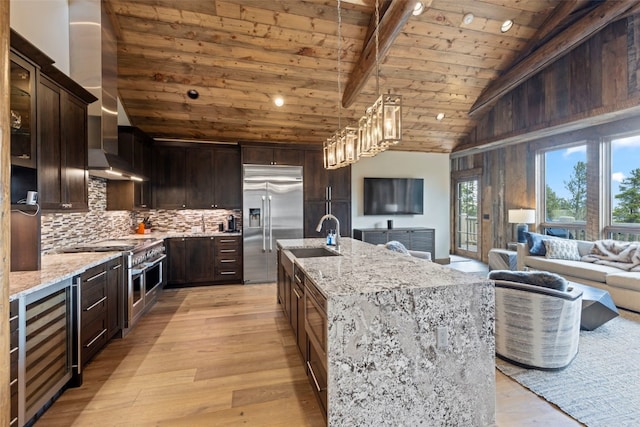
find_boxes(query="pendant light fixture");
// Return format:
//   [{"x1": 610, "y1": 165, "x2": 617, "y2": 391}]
[{"x1": 323, "y1": 0, "x2": 403, "y2": 169}]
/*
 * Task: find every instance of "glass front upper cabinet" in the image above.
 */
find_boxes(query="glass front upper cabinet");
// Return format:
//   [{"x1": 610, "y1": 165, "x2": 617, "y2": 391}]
[{"x1": 10, "y1": 53, "x2": 37, "y2": 168}]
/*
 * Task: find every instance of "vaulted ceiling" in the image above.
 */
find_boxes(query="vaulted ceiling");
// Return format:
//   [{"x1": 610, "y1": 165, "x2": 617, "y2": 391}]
[{"x1": 107, "y1": 0, "x2": 601, "y2": 153}]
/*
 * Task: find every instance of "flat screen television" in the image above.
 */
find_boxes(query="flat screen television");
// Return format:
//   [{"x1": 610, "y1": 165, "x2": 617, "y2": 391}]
[{"x1": 363, "y1": 177, "x2": 424, "y2": 215}]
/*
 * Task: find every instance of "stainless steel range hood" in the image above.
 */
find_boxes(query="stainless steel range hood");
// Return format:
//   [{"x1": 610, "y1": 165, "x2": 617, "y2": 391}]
[{"x1": 70, "y1": 0, "x2": 142, "y2": 180}]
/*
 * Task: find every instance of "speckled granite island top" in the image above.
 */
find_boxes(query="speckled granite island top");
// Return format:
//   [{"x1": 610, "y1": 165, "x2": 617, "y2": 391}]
[
  {"x1": 278, "y1": 238, "x2": 487, "y2": 297},
  {"x1": 278, "y1": 238, "x2": 496, "y2": 427},
  {"x1": 9, "y1": 252, "x2": 122, "y2": 299}
]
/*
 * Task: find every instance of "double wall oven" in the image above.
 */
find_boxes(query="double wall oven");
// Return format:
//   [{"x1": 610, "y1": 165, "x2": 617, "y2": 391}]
[{"x1": 61, "y1": 237, "x2": 167, "y2": 335}]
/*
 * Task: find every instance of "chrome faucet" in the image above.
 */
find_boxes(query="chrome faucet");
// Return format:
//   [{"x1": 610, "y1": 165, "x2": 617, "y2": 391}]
[{"x1": 316, "y1": 214, "x2": 340, "y2": 248}]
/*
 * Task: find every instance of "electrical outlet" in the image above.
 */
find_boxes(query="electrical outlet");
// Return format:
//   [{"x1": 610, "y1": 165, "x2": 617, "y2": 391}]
[{"x1": 437, "y1": 326, "x2": 448, "y2": 350}]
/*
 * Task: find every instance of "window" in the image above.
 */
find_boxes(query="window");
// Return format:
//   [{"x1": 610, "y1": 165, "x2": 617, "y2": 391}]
[
  {"x1": 543, "y1": 144, "x2": 587, "y2": 223},
  {"x1": 611, "y1": 135, "x2": 640, "y2": 225}
]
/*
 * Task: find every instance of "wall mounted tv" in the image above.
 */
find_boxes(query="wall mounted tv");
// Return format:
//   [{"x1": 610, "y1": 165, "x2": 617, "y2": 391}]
[{"x1": 363, "y1": 177, "x2": 424, "y2": 215}]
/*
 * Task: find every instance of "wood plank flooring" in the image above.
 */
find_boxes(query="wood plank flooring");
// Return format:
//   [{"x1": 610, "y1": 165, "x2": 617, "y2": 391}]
[{"x1": 36, "y1": 284, "x2": 581, "y2": 426}]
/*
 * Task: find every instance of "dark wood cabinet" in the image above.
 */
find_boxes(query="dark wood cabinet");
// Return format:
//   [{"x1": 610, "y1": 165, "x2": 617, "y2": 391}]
[
  {"x1": 214, "y1": 236, "x2": 242, "y2": 281},
  {"x1": 37, "y1": 76, "x2": 89, "y2": 211},
  {"x1": 214, "y1": 148, "x2": 242, "y2": 208},
  {"x1": 10, "y1": 53, "x2": 37, "y2": 168},
  {"x1": 353, "y1": 228, "x2": 435, "y2": 256},
  {"x1": 153, "y1": 145, "x2": 187, "y2": 209},
  {"x1": 80, "y1": 263, "x2": 109, "y2": 367},
  {"x1": 106, "y1": 257, "x2": 124, "y2": 340},
  {"x1": 167, "y1": 236, "x2": 242, "y2": 285},
  {"x1": 303, "y1": 149, "x2": 352, "y2": 237},
  {"x1": 277, "y1": 250, "x2": 307, "y2": 362},
  {"x1": 186, "y1": 237, "x2": 216, "y2": 283},
  {"x1": 242, "y1": 145, "x2": 304, "y2": 166},
  {"x1": 153, "y1": 144, "x2": 241, "y2": 209},
  {"x1": 167, "y1": 238, "x2": 188, "y2": 285}
]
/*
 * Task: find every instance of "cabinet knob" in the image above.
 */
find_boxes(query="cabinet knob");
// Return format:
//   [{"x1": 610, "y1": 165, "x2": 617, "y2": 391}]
[
  {"x1": 182, "y1": 204, "x2": 186, "y2": 208},
  {"x1": 140, "y1": 204, "x2": 147, "y2": 208}
]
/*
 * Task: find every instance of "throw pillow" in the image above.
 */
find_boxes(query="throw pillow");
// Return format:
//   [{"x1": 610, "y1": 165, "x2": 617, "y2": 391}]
[
  {"x1": 525, "y1": 231, "x2": 548, "y2": 256},
  {"x1": 488, "y1": 270, "x2": 568, "y2": 291},
  {"x1": 385, "y1": 240, "x2": 409, "y2": 255},
  {"x1": 544, "y1": 239, "x2": 580, "y2": 261}
]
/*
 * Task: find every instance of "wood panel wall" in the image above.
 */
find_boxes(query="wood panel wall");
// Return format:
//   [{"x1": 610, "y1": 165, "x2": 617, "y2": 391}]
[
  {"x1": 452, "y1": 14, "x2": 640, "y2": 262},
  {"x1": 456, "y1": 16, "x2": 640, "y2": 152},
  {"x1": 1, "y1": 0, "x2": 11, "y2": 423}
]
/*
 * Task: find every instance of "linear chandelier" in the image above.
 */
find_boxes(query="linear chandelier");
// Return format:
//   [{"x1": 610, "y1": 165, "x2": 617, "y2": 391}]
[{"x1": 324, "y1": 0, "x2": 402, "y2": 170}]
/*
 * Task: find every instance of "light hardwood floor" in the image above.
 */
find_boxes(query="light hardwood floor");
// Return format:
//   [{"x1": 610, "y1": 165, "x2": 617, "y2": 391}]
[{"x1": 37, "y1": 284, "x2": 581, "y2": 426}]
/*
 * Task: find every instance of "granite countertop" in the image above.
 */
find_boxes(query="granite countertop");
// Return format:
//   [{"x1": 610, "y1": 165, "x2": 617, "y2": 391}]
[
  {"x1": 278, "y1": 238, "x2": 488, "y2": 298},
  {"x1": 9, "y1": 251, "x2": 123, "y2": 300},
  {"x1": 12, "y1": 231, "x2": 242, "y2": 299}
]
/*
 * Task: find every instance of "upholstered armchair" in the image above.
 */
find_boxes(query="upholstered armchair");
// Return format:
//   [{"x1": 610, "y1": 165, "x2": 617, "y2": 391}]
[
  {"x1": 489, "y1": 270, "x2": 583, "y2": 370},
  {"x1": 380, "y1": 241, "x2": 432, "y2": 261}
]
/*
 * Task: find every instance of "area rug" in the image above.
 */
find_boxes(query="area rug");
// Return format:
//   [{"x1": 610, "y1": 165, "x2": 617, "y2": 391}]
[{"x1": 496, "y1": 310, "x2": 640, "y2": 427}]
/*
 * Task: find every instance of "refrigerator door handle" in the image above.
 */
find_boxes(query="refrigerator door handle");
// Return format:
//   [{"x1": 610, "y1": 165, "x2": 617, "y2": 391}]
[
  {"x1": 261, "y1": 195, "x2": 266, "y2": 252},
  {"x1": 268, "y1": 195, "x2": 273, "y2": 252}
]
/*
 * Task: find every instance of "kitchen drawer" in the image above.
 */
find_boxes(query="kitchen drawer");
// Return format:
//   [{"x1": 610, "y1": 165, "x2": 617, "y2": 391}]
[
  {"x1": 82, "y1": 280, "x2": 107, "y2": 325},
  {"x1": 81, "y1": 315, "x2": 108, "y2": 365},
  {"x1": 215, "y1": 237, "x2": 241, "y2": 252},
  {"x1": 215, "y1": 265, "x2": 242, "y2": 281},
  {"x1": 10, "y1": 327, "x2": 19, "y2": 351},
  {"x1": 215, "y1": 256, "x2": 241, "y2": 267},
  {"x1": 307, "y1": 339, "x2": 327, "y2": 415}
]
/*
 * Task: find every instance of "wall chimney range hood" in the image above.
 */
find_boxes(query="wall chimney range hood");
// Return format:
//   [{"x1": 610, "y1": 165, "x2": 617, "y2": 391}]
[{"x1": 70, "y1": 0, "x2": 144, "y2": 181}]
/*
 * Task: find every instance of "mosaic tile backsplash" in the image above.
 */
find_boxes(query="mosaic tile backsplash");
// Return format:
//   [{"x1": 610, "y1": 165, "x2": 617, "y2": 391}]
[{"x1": 41, "y1": 178, "x2": 241, "y2": 253}]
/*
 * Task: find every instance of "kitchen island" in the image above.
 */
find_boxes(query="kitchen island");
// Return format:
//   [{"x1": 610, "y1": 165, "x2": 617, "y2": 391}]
[{"x1": 278, "y1": 238, "x2": 495, "y2": 426}]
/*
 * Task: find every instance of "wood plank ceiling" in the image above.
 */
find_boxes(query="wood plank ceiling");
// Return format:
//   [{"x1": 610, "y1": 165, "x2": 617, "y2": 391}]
[{"x1": 108, "y1": 0, "x2": 568, "y2": 153}]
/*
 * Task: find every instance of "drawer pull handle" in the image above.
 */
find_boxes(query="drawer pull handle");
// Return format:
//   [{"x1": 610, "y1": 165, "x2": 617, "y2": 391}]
[
  {"x1": 220, "y1": 271, "x2": 236, "y2": 275},
  {"x1": 307, "y1": 361, "x2": 325, "y2": 392},
  {"x1": 220, "y1": 259, "x2": 235, "y2": 263},
  {"x1": 293, "y1": 288, "x2": 301, "y2": 299},
  {"x1": 86, "y1": 271, "x2": 107, "y2": 282},
  {"x1": 9, "y1": 315, "x2": 18, "y2": 322},
  {"x1": 220, "y1": 249, "x2": 236, "y2": 253},
  {"x1": 111, "y1": 264, "x2": 122, "y2": 270},
  {"x1": 10, "y1": 378, "x2": 18, "y2": 387},
  {"x1": 85, "y1": 296, "x2": 107, "y2": 312},
  {"x1": 10, "y1": 417, "x2": 18, "y2": 426},
  {"x1": 9, "y1": 346, "x2": 18, "y2": 355},
  {"x1": 84, "y1": 329, "x2": 107, "y2": 348},
  {"x1": 219, "y1": 239, "x2": 236, "y2": 243}
]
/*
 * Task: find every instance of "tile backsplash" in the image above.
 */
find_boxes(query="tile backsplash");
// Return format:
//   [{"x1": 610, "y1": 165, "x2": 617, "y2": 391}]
[{"x1": 41, "y1": 177, "x2": 241, "y2": 253}]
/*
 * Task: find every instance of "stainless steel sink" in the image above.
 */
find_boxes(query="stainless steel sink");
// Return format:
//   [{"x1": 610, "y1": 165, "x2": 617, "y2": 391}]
[{"x1": 287, "y1": 247, "x2": 341, "y2": 258}]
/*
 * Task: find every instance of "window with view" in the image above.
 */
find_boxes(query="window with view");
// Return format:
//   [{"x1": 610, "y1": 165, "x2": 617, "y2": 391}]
[
  {"x1": 611, "y1": 135, "x2": 640, "y2": 225},
  {"x1": 544, "y1": 144, "x2": 587, "y2": 223}
]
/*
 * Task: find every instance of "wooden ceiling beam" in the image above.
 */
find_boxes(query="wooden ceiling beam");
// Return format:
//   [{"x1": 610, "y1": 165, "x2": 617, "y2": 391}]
[
  {"x1": 341, "y1": 0, "x2": 418, "y2": 108},
  {"x1": 468, "y1": 0, "x2": 638, "y2": 117}
]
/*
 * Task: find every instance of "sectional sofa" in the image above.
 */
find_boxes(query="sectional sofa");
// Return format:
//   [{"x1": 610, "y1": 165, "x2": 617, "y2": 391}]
[{"x1": 517, "y1": 233, "x2": 640, "y2": 312}]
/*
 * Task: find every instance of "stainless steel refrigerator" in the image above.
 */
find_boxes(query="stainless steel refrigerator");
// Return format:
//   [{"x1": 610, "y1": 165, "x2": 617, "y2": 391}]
[{"x1": 243, "y1": 164, "x2": 303, "y2": 283}]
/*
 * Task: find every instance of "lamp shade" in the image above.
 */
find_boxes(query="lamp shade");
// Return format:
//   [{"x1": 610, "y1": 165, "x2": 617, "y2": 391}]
[{"x1": 508, "y1": 209, "x2": 535, "y2": 224}]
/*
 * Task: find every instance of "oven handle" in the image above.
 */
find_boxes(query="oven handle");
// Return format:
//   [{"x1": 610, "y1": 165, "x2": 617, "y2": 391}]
[{"x1": 143, "y1": 254, "x2": 167, "y2": 268}]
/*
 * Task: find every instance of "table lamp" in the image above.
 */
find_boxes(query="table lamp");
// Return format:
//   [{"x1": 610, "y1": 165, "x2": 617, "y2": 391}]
[{"x1": 508, "y1": 209, "x2": 536, "y2": 243}]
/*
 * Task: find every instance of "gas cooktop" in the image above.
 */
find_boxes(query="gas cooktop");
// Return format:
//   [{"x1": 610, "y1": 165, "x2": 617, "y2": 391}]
[{"x1": 58, "y1": 237, "x2": 162, "y2": 253}]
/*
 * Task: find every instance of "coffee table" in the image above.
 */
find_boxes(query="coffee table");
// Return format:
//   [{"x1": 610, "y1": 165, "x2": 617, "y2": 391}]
[{"x1": 569, "y1": 282, "x2": 619, "y2": 330}]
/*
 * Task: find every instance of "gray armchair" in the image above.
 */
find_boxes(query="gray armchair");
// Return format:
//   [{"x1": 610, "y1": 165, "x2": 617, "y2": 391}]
[
  {"x1": 490, "y1": 270, "x2": 583, "y2": 370},
  {"x1": 379, "y1": 241, "x2": 431, "y2": 261}
]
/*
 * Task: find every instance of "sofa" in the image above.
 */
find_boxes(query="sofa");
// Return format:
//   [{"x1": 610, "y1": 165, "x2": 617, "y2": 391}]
[{"x1": 517, "y1": 232, "x2": 640, "y2": 312}]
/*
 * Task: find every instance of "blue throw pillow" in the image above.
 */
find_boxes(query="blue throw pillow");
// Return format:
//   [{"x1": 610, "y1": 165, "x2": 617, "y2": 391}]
[{"x1": 525, "y1": 232, "x2": 547, "y2": 256}]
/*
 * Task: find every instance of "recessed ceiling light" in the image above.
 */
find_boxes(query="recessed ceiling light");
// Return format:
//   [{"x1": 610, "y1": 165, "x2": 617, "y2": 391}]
[
  {"x1": 501, "y1": 19, "x2": 514, "y2": 33},
  {"x1": 436, "y1": 112, "x2": 445, "y2": 121},
  {"x1": 274, "y1": 96, "x2": 284, "y2": 107},
  {"x1": 187, "y1": 89, "x2": 199, "y2": 99},
  {"x1": 462, "y1": 13, "x2": 474, "y2": 25},
  {"x1": 412, "y1": 1, "x2": 425, "y2": 16}
]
